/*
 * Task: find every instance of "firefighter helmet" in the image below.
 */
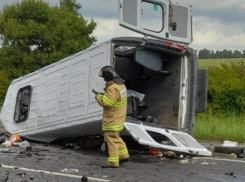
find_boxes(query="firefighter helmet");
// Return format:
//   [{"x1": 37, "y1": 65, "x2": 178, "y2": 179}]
[{"x1": 99, "y1": 66, "x2": 125, "y2": 84}]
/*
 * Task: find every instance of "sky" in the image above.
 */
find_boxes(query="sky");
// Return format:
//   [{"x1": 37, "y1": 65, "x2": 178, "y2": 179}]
[{"x1": 0, "y1": 0, "x2": 245, "y2": 51}]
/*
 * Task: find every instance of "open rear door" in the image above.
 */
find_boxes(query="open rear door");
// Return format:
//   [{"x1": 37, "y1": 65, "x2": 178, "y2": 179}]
[
  {"x1": 124, "y1": 120, "x2": 212, "y2": 156},
  {"x1": 118, "y1": 0, "x2": 192, "y2": 45}
]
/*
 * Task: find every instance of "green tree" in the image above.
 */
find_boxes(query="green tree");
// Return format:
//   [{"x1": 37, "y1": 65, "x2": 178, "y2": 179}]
[
  {"x1": 60, "y1": 0, "x2": 81, "y2": 14},
  {"x1": 214, "y1": 50, "x2": 220, "y2": 59},
  {"x1": 233, "y1": 50, "x2": 242, "y2": 58},
  {"x1": 242, "y1": 50, "x2": 245, "y2": 58},
  {"x1": 0, "y1": 0, "x2": 96, "y2": 104},
  {"x1": 198, "y1": 48, "x2": 212, "y2": 59},
  {"x1": 0, "y1": 0, "x2": 96, "y2": 78},
  {"x1": 0, "y1": 70, "x2": 10, "y2": 105},
  {"x1": 207, "y1": 61, "x2": 245, "y2": 115}
]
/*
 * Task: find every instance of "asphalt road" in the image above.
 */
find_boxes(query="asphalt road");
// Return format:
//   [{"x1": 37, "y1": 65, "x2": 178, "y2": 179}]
[{"x1": 0, "y1": 139, "x2": 244, "y2": 182}]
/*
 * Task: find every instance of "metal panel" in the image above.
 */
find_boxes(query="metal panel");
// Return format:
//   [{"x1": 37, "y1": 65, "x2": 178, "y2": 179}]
[
  {"x1": 41, "y1": 74, "x2": 61, "y2": 118},
  {"x1": 87, "y1": 44, "x2": 111, "y2": 115},
  {"x1": 124, "y1": 121, "x2": 212, "y2": 156},
  {"x1": 135, "y1": 49, "x2": 162, "y2": 71},
  {"x1": 122, "y1": 0, "x2": 138, "y2": 26},
  {"x1": 0, "y1": 41, "x2": 112, "y2": 137},
  {"x1": 66, "y1": 53, "x2": 88, "y2": 119},
  {"x1": 168, "y1": 5, "x2": 188, "y2": 38}
]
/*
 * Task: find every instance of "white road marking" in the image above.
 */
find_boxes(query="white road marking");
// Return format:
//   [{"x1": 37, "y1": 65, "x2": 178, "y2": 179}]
[
  {"x1": 0, "y1": 164, "x2": 110, "y2": 182},
  {"x1": 193, "y1": 157, "x2": 245, "y2": 164}
]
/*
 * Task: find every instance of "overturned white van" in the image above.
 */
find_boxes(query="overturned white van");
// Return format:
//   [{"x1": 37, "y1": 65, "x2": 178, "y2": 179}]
[{"x1": 0, "y1": 0, "x2": 211, "y2": 156}]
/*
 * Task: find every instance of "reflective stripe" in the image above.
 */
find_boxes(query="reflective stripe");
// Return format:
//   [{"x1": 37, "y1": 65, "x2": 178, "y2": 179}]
[
  {"x1": 102, "y1": 124, "x2": 124, "y2": 132},
  {"x1": 101, "y1": 95, "x2": 127, "y2": 107},
  {"x1": 102, "y1": 95, "x2": 114, "y2": 106},
  {"x1": 107, "y1": 157, "x2": 119, "y2": 162},
  {"x1": 119, "y1": 149, "x2": 128, "y2": 155},
  {"x1": 114, "y1": 99, "x2": 127, "y2": 107}
]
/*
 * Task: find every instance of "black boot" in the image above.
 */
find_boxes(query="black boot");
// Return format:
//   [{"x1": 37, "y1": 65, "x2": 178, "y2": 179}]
[
  {"x1": 120, "y1": 157, "x2": 130, "y2": 165},
  {"x1": 101, "y1": 163, "x2": 118, "y2": 168}
]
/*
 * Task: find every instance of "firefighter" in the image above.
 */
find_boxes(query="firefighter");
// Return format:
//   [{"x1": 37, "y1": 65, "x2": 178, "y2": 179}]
[{"x1": 95, "y1": 66, "x2": 130, "y2": 168}]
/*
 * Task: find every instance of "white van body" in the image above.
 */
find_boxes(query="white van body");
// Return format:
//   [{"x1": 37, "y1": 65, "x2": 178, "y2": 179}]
[{"x1": 0, "y1": 0, "x2": 210, "y2": 156}]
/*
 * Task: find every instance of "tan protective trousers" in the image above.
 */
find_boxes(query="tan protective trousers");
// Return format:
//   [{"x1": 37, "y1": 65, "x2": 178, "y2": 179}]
[{"x1": 104, "y1": 131, "x2": 129, "y2": 167}]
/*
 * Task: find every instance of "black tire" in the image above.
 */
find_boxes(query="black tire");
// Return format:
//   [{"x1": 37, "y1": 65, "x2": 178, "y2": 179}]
[
  {"x1": 214, "y1": 146, "x2": 244, "y2": 156},
  {"x1": 185, "y1": 48, "x2": 198, "y2": 135},
  {"x1": 196, "y1": 70, "x2": 207, "y2": 113}
]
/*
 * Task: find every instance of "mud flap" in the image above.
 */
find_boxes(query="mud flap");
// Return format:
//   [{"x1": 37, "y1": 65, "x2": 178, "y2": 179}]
[{"x1": 124, "y1": 121, "x2": 212, "y2": 157}]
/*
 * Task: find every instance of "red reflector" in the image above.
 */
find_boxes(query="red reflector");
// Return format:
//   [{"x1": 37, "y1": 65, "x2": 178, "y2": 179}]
[
  {"x1": 165, "y1": 42, "x2": 172, "y2": 47},
  {"x1": 165, "y1": 42, "x2": 185, "y2": 51},
  {"x1": 177, "y1": 45, "x2": 184, "y2": 51}
]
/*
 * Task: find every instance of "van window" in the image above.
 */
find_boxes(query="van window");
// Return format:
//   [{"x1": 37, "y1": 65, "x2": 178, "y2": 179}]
[
  {"x1": 14, "y1": 86, "x2": 32, "y2": 123},
  {"x1": 141, "y1": 1, "x2": 163, "y2": 32}
]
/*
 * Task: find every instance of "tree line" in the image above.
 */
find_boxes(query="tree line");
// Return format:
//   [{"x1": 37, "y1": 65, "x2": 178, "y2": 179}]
[
  {"x1": 198, "y1": 49, "x2": 245, "y2": 59},
  {"x1": 0, "y1": 0, "x2": 96, "y2": 104}
]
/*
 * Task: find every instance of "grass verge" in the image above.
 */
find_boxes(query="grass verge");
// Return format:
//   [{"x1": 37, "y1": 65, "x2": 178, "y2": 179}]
[
  {"x1": 198, "y1": 58, "x2": 245, "y2": 69},
  {"x1": 193, "y1": 113, "x2": 245, "y2": 142}
]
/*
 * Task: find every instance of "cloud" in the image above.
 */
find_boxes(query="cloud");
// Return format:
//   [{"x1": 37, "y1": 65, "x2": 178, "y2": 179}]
[
  {"x1": 91, "y1": 16, "x2": 245, "y2": 52},
  {"x1": 191, "y1": 17, "x2": 245, "y2": 51},
  {"x1": 79, "y1": 0, "x2": 245, "y2": 23},
  {"x1": 1, "y1": 0, "x2": 244, "y2": 51},
  {"x1": 193, "y1": 16, "x2": 245, "y2": 36},
  {"x1": 92, "y1": 18, "x2": 140, "y2": 43},
  {"x1": 193, "y1": 31, "x2": 245, "y2": 51}
]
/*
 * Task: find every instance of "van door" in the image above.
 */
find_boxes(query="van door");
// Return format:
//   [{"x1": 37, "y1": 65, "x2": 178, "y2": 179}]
[
  {"x1": 124, "y1": 120, "x2": 212, "y2": 156},
  {"x1": 118, "y1": 0, "x2": 192, "y2": 45}
]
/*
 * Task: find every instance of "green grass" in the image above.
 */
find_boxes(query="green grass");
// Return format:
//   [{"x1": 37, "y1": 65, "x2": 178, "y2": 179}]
[
  {"x1": 195, "y1": 58, "x2": 245, "y2": 142},
  {"x1": 198, "y1": 58, "x2": 245, "y2": 69},
  {"x1": 193, "y1": 113, "x2": 245, "y2": 142}
]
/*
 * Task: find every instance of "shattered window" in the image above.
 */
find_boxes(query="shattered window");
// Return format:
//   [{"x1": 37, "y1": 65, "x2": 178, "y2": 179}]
[{"x1": 14, "y1": 86, "x2": 32, "y2": 123}]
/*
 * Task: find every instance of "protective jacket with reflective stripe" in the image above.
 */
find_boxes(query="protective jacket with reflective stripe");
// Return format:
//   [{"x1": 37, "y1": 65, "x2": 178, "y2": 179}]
[{"x1": 95, "y1": 81, "x2": 127, "y2": 132}]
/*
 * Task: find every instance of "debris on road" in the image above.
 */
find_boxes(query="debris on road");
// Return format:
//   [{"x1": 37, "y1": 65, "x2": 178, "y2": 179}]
[
  {"x1": 222, "y1": 141, "x2": 238, "y2": 147},
  {"x1": 149, "y1": 147, "x2": 160, "y2": 155},
  {"x1": 178, "y1": 159, "x2": 189, "y2": 165},
  {"x1": 163, "y1": 151, "x2": 177, "y2": 159},
  {"x1": 18, "y1": 140, "x2": 31, "y2": 148},
  {"x1": 81, "y1": 175, "x2": 88, "y2": 181},
  {"x1": 10, "y1": 134, "x2": 21, "y2": 143},
  {"x1": 16, "y1": 172, "x2": 26, "y2": 177},
  {"x1": 212, "y1": 152, "x2": 237, "y2": 159},
  {"x1": 0, "y1": 148, "x2": 14, "y2": 153},
  {"x1": 201, "y1": 162, "x2": 209, "y2": 165},
  {"x1": 225, "y1": 172, "x2": 236, "y2": 178},
  {"x1": 0, "y1": 133, "x2": 6, "y2": 143},
  {"x1": 214, "y1": 145, "x2": 244, "y2": 158},
  {"x1": 2, "y1": 140, "x2": 14, "y2": 147},
  {"x1": 1, "y1": 133, "x2": 22, "y2": 147}
]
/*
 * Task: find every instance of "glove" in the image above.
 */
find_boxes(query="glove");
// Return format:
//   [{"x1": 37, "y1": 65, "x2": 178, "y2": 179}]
[{"x1": 95, "y1": 93, "x2": 103, "y2": 101}]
